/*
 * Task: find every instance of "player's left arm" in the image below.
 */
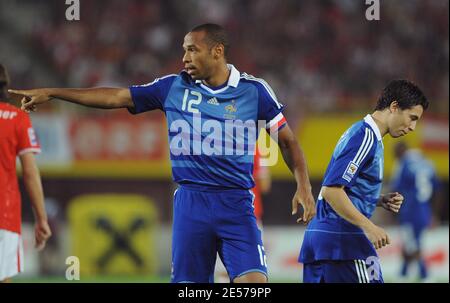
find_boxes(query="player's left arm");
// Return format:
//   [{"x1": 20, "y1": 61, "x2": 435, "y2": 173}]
[
  {"x1": 377, "y1": 192, "x2": 404, "y2": 213},
  {"x1": 277, "y1": 124, "x2": 316, "y2": 224},
  {"x1": 19, "y1": 152, "x2": 52, "y2": 250}
]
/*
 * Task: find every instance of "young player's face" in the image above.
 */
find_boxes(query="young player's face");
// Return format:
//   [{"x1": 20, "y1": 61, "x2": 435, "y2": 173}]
[
  {"x1": 388, "y1": 104, "x2": 424, "y2": 138},
  {"x1": 182, "y1": 31, "x2": 216, "y2": 80}
]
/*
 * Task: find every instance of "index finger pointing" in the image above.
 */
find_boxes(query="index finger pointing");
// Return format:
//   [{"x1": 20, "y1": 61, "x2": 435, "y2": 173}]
[{"x1": 8, "y1": 89, "x2": 25, "y2": 95}]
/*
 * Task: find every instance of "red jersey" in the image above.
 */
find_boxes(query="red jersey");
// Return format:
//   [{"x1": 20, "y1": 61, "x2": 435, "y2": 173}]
[{"x1": 0, "y1": 102, "x2": 41, "y2": 233}]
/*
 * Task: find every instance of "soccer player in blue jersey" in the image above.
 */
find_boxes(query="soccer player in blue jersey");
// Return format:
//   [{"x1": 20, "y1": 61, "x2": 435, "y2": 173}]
[
  {"x1": 299, "y1": 80, "x2": 429, "y2": 283},
  {"x1": 391, "y1": 142, "x2": 439, "y2": 282},
  {"x1": 11, "y1": 24, "x2": 316, "y2": 283}
]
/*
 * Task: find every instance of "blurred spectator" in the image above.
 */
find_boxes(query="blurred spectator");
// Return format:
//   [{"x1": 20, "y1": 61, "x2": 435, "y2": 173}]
[{"x1": 0, "y1": 0, "x2": 448, "y2": 122}]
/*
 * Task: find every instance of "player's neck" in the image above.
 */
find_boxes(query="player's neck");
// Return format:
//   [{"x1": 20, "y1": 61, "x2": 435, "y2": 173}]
[
  {"x1": 370, "y1": 111, "x2": 389, "y2": 137},
  {"x1": 202, "y1": 63, "x2": 230, "y2": 87}
]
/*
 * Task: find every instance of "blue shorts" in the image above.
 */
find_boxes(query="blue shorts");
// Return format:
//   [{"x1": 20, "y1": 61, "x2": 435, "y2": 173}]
[
  {"x1": 303, "y1": 259, "x2": 384, "y2": 283},
  {"x1": 171, "y1": 185, "x2": 267, "y2": 283}
]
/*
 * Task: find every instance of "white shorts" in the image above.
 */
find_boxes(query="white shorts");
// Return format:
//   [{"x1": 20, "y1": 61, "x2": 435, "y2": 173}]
[{"x1": 0, "y1": 229, "x2": 24, "y2": 281}]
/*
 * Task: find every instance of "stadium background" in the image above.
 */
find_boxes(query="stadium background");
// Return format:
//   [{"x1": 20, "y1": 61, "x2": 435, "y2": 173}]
[{"x1": 0, "y1": 0, "x2": 448, "y2": 282}]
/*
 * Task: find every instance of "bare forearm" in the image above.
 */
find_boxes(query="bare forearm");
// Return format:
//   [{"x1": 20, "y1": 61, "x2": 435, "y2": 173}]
[
  {"x1": 322, "y1": 186, "x2": 372, "y2": 229},
  {"x1": 23, "y1": 168, "x2": 47, "y2": 222},
  {"x1": 42, "y1": 87, "x2": 132, "y2": 109},
  {"x1": 279, "y1": 137, "x2": 311, "y2": 191}
]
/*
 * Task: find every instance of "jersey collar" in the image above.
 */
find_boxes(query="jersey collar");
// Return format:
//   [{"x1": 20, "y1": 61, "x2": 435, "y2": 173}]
[
  {"x1": 195, "y1": 64, "x2": 240, "y2": 92},
  {"x1": 364, "y1": 114, "x2": 382, "y2": 141}
]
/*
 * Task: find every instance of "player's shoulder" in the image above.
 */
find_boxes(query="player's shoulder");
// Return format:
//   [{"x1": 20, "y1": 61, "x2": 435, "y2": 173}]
[
  {"x1": 239, "y1": 72, "x2": 272, "y2": 89},
  {"x1": 339, "y1": 119, "x2": 378, "y2": 150},
  {"x1": 344, "y1": 120, "x2": 369, "y2": 139},
  {"x1": 353, "y1": 119, "x2": 379, "y2": 141},
  {"x1": 239, "y1": 72, "x2": 279, "y2": 102}
]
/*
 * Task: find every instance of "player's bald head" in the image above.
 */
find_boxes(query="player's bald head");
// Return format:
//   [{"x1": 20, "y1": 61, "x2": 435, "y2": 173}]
[{"x1": 190, "y1": 23, "x2": 229, "y2": 58}]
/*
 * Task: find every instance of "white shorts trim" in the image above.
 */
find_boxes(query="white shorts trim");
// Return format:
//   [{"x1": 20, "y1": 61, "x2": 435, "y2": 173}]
[{"x1": 0, "y1": 229, "x2": 24, "y2": 280}]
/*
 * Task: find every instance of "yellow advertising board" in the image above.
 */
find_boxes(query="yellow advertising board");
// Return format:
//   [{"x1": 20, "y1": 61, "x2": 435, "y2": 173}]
[{"x1": 67, "y1": 194, "x2": 159, "y2": 276}]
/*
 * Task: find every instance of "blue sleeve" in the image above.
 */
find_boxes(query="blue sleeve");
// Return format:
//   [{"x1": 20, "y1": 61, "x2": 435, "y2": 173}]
[
  {"x1": 128, "y1": 75, "x2": 177, "y2": 114},
  {"x1": 255, "y1": 81, "x2": 286, "y2": 130},
  {"x1": 323, "y1": 127, "x2": 376, "y2": 187}
]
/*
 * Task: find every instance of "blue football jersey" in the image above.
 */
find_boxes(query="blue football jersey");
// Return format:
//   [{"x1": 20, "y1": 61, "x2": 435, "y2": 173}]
[
  {"x1": 128, "y1": 64, "x2": 286, "y2": 189},
  {"x1": 390, "y1": 150, "x2": 438, "y2": 228},
  {"x1": 300, "y1": 115, "x2": 384, "y2": 262}
]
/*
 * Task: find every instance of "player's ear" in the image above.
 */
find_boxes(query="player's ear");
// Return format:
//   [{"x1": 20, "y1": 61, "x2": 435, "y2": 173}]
[
  {"x1": 389, "y1": 100, "x2": 399, "y2": 113},
  {"x1": 213, "y1": 44, "x2": 224, "y2": 59}
]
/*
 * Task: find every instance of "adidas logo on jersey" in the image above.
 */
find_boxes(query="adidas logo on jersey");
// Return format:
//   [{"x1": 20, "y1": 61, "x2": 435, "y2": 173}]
[{"x1": 207, "y1": 97, "x2": 220, "y2": 106}]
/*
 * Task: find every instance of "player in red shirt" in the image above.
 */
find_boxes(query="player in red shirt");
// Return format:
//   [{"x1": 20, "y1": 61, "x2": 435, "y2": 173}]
[{"x1": 0, "y1": 64, "x2": 51, "y2": 282}]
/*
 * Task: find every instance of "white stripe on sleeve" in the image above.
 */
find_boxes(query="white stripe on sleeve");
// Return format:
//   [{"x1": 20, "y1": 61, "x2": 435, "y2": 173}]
[{"x1": 355, "y1": 130, "x2": 374, "y2": 165}]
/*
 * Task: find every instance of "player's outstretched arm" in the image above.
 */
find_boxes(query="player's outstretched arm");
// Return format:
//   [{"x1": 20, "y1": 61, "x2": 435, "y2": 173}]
[
  {"x1": 321, "y1": 186, "x2": 390, "y2": 249},
  {"x1": 19, "y1": 152, "x2": 52, "y2": 251},
  {"x1": 277, "y1": 124, "x2": 316, "y2": 224},
  {"x1": 8, "y1": 87, "x2": 133, "y2": 112}
]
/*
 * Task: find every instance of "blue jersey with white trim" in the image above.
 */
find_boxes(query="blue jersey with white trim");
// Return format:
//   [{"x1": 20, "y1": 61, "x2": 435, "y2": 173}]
[
  {"x1": 390, "y1": 150, "x2": 438, "y2": 228},
  {"x1": 300, "y1": 115, "x2": 384, "y2": 262},
  {"x1": 128, "y1": 64, "x2": 286, "y2": 189}
]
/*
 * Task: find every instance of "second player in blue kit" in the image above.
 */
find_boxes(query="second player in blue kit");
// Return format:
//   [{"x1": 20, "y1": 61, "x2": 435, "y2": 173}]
[{"x1": 299, "y1": 80, "x2": 429, "y2": 283}]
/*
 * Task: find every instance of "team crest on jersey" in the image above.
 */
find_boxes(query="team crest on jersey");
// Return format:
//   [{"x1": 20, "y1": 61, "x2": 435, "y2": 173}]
[
  {"x1": 225, "y1": 100, "x2": 237, "y2": 113},
  {"x1": 343, "y1": 161, "x2": 359, "y2": 182},
  {"x1": 224, "y1": 100, "x2": 237, "y2": 119}
]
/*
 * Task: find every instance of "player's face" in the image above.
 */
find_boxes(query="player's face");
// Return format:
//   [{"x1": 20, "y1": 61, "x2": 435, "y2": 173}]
[
  {"x1": 182, "y1": 31, "x2": 216, "y2": 80},
  {"x1": 387, "y1": 104, "x2": 424, "y2": 138}
]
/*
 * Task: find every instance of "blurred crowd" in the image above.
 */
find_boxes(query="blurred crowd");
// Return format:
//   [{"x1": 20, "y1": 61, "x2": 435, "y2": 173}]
[{"x1": 1, "y1": 0, "x2": 448, "y2": 121}]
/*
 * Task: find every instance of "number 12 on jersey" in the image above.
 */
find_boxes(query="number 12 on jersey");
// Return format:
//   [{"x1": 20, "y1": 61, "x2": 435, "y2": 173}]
[{"x1": 182, "y1": 89, "x2": 202, "y2": 114}]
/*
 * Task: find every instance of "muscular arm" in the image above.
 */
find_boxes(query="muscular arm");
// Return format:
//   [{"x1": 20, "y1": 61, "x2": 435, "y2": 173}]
[
  {"x1": 9, "y1": 87, "x2": 133, "y2": 111},
  {"x1": 278, "y1": 125, "x2": 311, "y2": 191},
  {"x1": 276, "y1": 125, "x2": 316, "y2": 223},
  {"x1": 19, "y1": 152, "x2": 51, "y2": 249},
  {"x1": 20, "y1": 153, "x2": 46, "y2": 221}
]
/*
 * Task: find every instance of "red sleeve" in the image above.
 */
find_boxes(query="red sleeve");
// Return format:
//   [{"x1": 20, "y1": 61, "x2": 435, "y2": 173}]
[{"x1": 16, "y1": 112, "x2": 41, "y2": 155}]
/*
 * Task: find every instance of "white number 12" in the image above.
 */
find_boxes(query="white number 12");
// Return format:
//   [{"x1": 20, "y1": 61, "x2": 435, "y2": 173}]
[{"x1": 181, "y1": 89, "x2": 202, "y2": 113}]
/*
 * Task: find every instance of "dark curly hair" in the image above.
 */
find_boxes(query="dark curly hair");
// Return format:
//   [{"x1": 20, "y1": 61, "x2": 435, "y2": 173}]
[{"x1": 375, "y1": 80, "x2": 428, "y2": 111}]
